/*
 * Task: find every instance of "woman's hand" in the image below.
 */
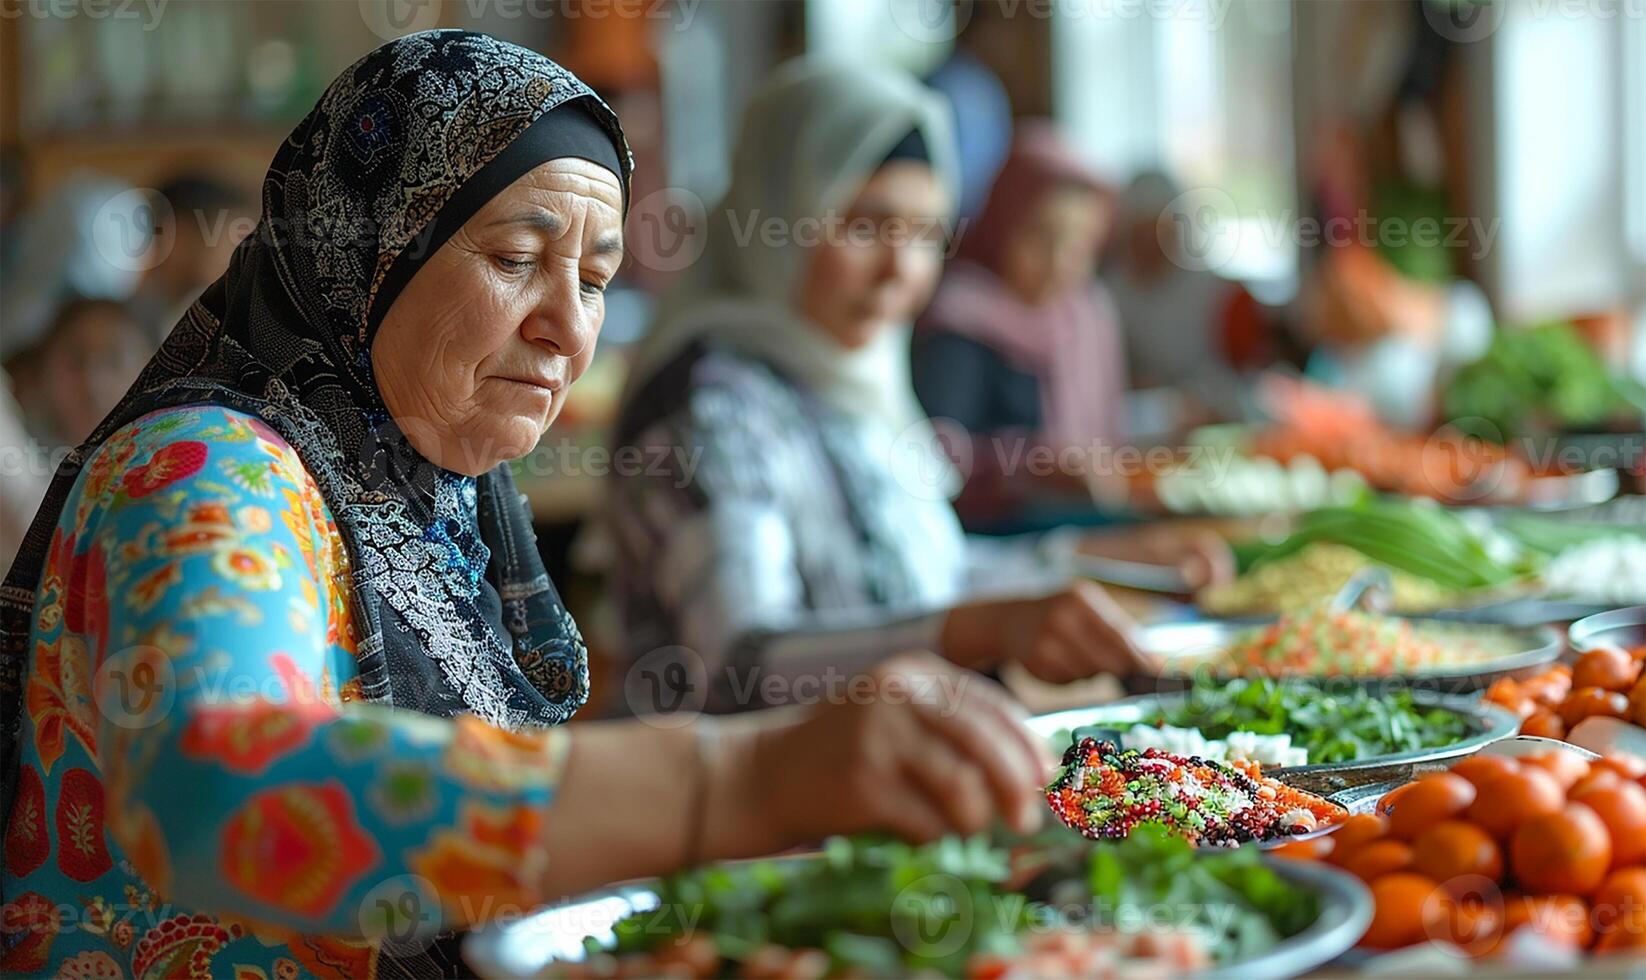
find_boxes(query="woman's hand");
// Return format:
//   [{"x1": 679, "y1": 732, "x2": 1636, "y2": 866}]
[
  {"x1": 705, "y1": 653, "x2": 1053, "y2": 852},
  {"x1": 940, "y1": 581, "x2": 1155, "y2": 682},
  {"x1": 1079, "y1": 524, "x2": 1236, "y2": 591}
]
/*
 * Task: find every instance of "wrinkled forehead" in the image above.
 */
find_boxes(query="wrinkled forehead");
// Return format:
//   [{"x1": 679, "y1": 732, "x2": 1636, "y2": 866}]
[{"x1": 469, "y1": 159, "x2": 627, "y2": 252}]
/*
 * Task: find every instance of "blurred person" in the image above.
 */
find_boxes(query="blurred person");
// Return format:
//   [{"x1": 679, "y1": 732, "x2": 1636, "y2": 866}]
[
  {"x1": 0, "y1": 34, "x2": 1054, "y2": 978},
  {"x1": 0, "y1": 146, "x2": 24, "y2": 287},
  {"x1": 0, "y1": 174, "x2": 151, "y2": 361},
  {"x1": 30, "y1": 298, "x2": 154, "y2": 446},
  {"x1": 1105, "y1": 171, "x2": 1258, "y2": 427},
  {"x1": 127, "y1": 173, "x2": 256, "y2": 344},
  {"x1": 1299, "y1": 1, "x2": 1493, "y2": 429},
  {"x1": 923, "y1": 7, "x2": 1013, "y2": 220},
  {"x1": 608, "y1": 61, "x2": 1227, "y2": 715},
  {"x1": 913, "y1": 123, "x2": 1127, "y2": 528},
  {"x1": 0, "y1": 372, "x2": 46, "y2": 571}
]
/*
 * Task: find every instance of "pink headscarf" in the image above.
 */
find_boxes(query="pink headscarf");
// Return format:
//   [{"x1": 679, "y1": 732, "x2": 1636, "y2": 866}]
[{"x1": 920, "y1": 121, "x2": 1127, "y2": 446}]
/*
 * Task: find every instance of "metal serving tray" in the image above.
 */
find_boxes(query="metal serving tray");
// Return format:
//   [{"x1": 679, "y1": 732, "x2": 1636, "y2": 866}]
[
  {"x1": 1028, "y1": 691, "x2": 1521, "y2": 796},
  {"x1": 463, "y1": 851, "x2": 1373, "y2": 980},
  {"x1": 1127, "y1": 618, "x2": 1564, "y2": 696}
]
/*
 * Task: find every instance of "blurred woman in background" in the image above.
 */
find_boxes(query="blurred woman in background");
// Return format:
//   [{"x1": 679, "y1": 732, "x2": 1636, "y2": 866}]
[
  {"x1": 608, "y1": 63, "x2": 1225, "y2": 715},
  {"x1": 912, "y1": 123, "x2": 1127, "y2": 530},
  {"x1": 1104, "y1": 171, "x2": 1258, "y2": 428},
  {"x1": 26, "y1": 298, "x2": 153, "y2": 446}
]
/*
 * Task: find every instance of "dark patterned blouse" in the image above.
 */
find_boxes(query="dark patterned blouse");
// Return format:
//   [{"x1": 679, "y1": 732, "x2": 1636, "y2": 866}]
[{"x1": 607, "y1": 342, "x2": 1056, "y2": 712}]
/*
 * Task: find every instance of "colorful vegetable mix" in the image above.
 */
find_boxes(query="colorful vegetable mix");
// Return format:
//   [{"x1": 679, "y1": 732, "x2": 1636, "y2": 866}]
[
  {"x1": 1204, "y1": 603, "x2": 1514, "y2": 677},
  {"x1": 1047, "y1": 739, "x2": 1345, "y2": 846}
]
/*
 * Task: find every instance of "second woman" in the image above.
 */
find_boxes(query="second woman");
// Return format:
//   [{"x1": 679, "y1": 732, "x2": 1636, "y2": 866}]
[{"x1": 608, "y1": 61, "x2": 1202, "y2": 712}]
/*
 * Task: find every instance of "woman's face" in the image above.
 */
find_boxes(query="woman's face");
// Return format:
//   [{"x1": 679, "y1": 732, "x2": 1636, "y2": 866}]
[
  {"x1": 1000, "y1": 184, "x2": 1111, "y2": 307},
  {"x1": 795, "y1": 161, "x2": 949, "y2": 350},
  {"x1": 43, "y1": 305, "x2": 151, "y2": 443},
  {"x1": 373, "y1": 157, "x2": 624, "y2": 476}
]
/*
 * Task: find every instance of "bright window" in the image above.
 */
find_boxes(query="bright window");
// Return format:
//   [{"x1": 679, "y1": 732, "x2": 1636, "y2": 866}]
[{"x1": 1054, "y1": 0, "x2": 1298, "y2": 291}]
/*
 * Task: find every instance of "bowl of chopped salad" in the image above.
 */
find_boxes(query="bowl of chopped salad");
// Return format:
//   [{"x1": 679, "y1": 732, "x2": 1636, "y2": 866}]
[
  {"x1": 1047, "y1": 738, "x2": 1350, "y2": 848},
  {"x1": 1029, "y1": 678, "x2": 1521, "y2": 793},
  {"x1": 463, "y1": 829, "x2": 1371, "y2": 980},
  {"x1": 1134, "y1": 603, "x2": 1562, "y2": 694}
]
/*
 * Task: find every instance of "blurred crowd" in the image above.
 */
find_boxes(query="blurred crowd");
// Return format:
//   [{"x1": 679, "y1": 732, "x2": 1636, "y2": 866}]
[{"x1": 1, "y1": 6, "x2": 1641, "y2": 581}]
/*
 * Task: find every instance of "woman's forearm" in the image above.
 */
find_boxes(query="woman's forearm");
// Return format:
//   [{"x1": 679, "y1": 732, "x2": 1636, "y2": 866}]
[{"x1": 542, "y1": 711, "x2": 804, "y2": 897}]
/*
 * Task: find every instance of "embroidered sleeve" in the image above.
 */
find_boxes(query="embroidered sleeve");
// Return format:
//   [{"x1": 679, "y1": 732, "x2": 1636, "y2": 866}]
[{"x1": 59, "y1": 406, "x2": 565, "y2": 937}]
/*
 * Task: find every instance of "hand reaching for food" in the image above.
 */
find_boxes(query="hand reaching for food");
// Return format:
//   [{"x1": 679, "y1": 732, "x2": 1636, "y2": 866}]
[{"x1": 942, "y1": 581, "x2": 1157, "y2": 682}]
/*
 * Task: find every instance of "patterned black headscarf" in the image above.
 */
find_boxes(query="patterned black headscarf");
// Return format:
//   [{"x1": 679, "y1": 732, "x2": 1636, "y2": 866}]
[{"x1": 1, "y1": 32, "x2": 632, "y2": 775}]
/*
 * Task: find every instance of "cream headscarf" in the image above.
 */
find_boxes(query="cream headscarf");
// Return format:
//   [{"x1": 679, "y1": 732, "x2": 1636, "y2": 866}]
[{"x1": 622, "y1": 57, "x2": 963, "y2": 498}]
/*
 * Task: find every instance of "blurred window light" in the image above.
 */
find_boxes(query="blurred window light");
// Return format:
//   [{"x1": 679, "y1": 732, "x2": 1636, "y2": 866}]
[
  {"x1": 806, "y1": 0, "x2": 956, "y2": 74},
  {"x1": 1628, "y1": 10, "x2": 1646, "y2": 271},
  {"x1": 1494, "y1": 2, "x2": 1634, "y2": 320},
  {"x1": 1055, "y1": 0, "x2": 1297, "y2": 293}
]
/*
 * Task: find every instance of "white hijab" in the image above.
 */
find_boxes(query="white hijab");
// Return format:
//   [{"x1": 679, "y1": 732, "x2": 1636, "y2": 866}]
[{"x1": 622, "y1": 57, "x2": 963, "y2": 498}]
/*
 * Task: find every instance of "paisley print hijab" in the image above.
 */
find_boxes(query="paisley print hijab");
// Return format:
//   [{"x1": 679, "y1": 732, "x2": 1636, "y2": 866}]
[{"x1": 0, "y1": 31, "x2": 632, "y2": 789}]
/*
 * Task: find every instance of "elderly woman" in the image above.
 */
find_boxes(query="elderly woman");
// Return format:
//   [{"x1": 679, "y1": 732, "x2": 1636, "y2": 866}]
[
  {"x1": 608, "y1": 64, "x2": 1221, "y2": 715},
  {"x1": 0, "y1": 34, "x2": 1049, "y2": 978}
]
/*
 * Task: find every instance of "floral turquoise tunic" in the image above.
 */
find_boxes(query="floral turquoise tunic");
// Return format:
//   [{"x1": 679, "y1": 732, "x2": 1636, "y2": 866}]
[{"x1": 1, "y1": 405, "x2": 570, "y2": 978}]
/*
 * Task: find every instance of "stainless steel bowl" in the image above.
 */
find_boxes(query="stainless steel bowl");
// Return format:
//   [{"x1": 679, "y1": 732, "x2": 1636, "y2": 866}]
[
  {"x1": 1569, "y1": 605, "x2": 1646, "y2": 652},
  {"x1": 463, "y1": 851, "x2": 1372, "y2": 980},
  {"x1": 1129, "y1": 618, "x2": 1564, "y2": 696},
  {"x1": 1029, "y1": 690, "x2": 1521, "y2": 796}
]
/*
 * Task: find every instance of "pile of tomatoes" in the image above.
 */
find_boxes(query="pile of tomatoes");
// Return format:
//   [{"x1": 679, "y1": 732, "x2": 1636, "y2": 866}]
[
  {"x1": 1273, "y1": 750, "x2": 1646, "y2": 958},
  {"x1": 1484, "y1": 644, "x2": 1646, "y2": 742}
]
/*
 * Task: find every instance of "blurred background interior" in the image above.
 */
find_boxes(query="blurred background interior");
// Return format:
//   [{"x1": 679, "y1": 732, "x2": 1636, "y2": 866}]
[{"x1": 2, "y1": 0, "x2": 1643, "y2": 705}]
